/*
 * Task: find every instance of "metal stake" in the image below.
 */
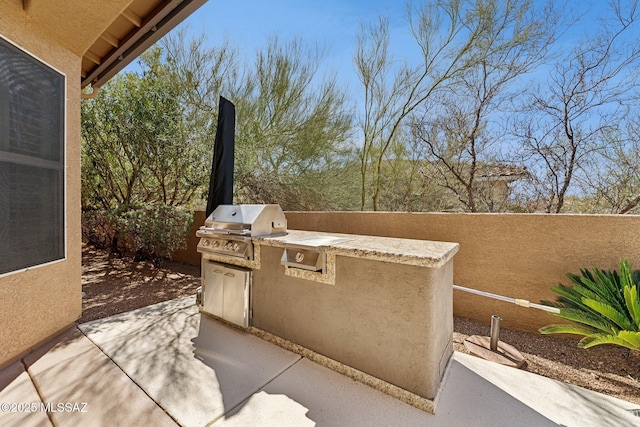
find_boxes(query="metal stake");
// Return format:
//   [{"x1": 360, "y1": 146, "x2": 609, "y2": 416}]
[{"x1": 490, "y1": 315, "x2": 502, "y2": 351}]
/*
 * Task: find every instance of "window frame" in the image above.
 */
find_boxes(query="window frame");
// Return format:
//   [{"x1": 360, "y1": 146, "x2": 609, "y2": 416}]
[{"x1": 0, "y1": 35, "x2": 67, "y2": 277}]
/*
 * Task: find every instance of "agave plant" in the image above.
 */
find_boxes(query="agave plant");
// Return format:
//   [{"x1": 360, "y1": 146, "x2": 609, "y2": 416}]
[{"x1": 539, "y1": 259, "x2": 640, "y2": 351}]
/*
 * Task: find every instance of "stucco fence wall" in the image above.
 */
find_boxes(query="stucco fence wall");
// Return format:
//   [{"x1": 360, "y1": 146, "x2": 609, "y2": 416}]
[
  {"x1": 178, "y1": 211, "x2": 640, "y2": 333},
  {"x1": 285, "y1": 212, "x2": 640, "y2": 333}
]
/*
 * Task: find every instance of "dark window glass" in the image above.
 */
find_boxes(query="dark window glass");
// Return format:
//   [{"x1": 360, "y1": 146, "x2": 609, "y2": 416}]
[{"x1": 0, "y1": 37, "x2": 65, "y2": 275}]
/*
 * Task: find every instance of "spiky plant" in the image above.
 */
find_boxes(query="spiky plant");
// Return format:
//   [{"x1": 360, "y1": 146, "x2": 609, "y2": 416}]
[{"x1": 539, "y1": 260, "x2": 640, "y2": 351}]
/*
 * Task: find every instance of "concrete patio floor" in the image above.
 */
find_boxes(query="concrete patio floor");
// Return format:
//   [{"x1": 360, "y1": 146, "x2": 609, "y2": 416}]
[{"x1": 1, "y1": 296, "x2": 639, "y2": 427}]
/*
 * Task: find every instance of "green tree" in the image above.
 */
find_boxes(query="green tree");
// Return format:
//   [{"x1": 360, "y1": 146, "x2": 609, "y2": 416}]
[
  {"x1": 161, "y1": 31, "x2": 356, "y2": 210},
  {"x1": 81, "y1": 46, "x2": 208, "y2": 260},
  {"x1": 355, "y1": 0, "x2": 559, "y2": 212},
  {"x1": 513, "y1": 0, "x2": 640, "y2": 213},
  {"x1": 160, "y1": 28, "x2": 239, "y2": 142},
  {"x1": 409, "y1": 0, "x2": 557, "y2": 212},
  {"x1": 83, "y1": 29, "x2": 356, "y2": 214},
  {"x1": 82, "y1": 46, "x2": 208, "y2": 209},
  {"x1": 580, "y1": 119, "x2": 640, "y2": 214},
  {"x1": 233, "y1": 36, "x2": 355, "y2": 209}
]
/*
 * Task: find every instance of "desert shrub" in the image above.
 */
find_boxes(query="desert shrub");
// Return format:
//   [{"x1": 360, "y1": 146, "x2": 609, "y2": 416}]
[
  {"x1": 540, "y1": 259, "x2": 640, "y2": 351},
  {"x1": 82, "y1": 208, "x2": 125, "y2": 253},
  {"x1": 82, "y1": 209, "x2": 112, "y2": 248},
  {"x1": 82, "y1": 204, "x2": 193, "y2": 266},
  {"x1": 116, "y1": 204, "x2": 193, "y2": 266}
]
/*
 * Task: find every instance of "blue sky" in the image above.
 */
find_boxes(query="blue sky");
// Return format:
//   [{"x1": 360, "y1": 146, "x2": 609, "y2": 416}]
[
  {"x1": 174, "y1": 0, "x2": 421, "y2": 91},
  {"x1": 181, "y1": 0, "x2": 409, "y2": 54},
  {"x1": 167, "y1": 0, "x2": 615, "y2": 95}
]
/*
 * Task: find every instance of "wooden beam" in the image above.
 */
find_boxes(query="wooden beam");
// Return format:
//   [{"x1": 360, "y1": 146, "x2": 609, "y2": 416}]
[
  {"x1": 100, "y1": 32, "x2": 120, "y2": 48},
  {"x1": 84, "y1": 50, "x2": 101, "y2": 66},
  {"x1": 122, "y1": 8, "x2": 142, "y2": 27}
]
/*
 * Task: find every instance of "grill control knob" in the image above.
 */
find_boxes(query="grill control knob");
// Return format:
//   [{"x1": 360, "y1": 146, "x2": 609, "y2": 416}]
[
  {"x1": 295, "y1": 251, "x2": 305, "y2": 263},
  {"x1": 211, "y1": 240, "x2": 219, "y2": 247},
  {"x1": 232, "y1": 243, "x2": 240, "y2": 252}
]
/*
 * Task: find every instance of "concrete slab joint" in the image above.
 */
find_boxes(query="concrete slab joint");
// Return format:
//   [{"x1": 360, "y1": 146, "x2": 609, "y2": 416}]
[{"x1": 2, "y1": 297, "x2": 640, "y2": 427}]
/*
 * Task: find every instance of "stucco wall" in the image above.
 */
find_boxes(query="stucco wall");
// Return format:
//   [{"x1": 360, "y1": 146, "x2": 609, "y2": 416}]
[
  {"x1": 251, "y1": 245, "x2": 454, "y2": 399},
  {"x1": 0, "y1": 3, "x2": 82, "y2": 367},
  {"x1": 284, "y1": 212, "x2": 640, "y2": 333}
]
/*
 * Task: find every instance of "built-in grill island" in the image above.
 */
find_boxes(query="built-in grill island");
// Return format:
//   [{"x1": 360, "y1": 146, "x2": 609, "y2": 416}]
[
  {"x1": 196, "y1": 204, "x2": 286, "y2": 327},
  {"x1": 195, "y1": 205, "x2": 459, "y2": 413}
]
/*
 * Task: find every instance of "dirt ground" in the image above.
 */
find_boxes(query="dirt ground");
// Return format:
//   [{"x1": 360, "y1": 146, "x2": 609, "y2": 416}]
[
  {"x1": 80, "y1": 243, "x2": 640, "y2": 405},
  {"x1": 80, "y1": 243, "x2": 201, "y2": 323}
]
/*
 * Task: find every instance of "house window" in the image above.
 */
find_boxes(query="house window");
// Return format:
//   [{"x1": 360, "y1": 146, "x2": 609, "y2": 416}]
[{"x1": 0, "y1": 37, "x2": 65, "y2": 275}]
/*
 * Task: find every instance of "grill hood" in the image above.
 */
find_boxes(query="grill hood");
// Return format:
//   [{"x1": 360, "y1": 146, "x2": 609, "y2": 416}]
[{"x1": 203, "y1": 204, "x2": 287, "y2": 237}]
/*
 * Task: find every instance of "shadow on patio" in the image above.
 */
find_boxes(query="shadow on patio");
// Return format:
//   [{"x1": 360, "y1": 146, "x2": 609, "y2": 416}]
[{"x1": 3, "y1": 296, "x2": 639, "y2": 426}]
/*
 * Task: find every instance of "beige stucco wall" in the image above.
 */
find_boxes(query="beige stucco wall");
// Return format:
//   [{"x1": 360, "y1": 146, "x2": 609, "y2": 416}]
[
  {"x1": 251, "y1": 245, "x2": 454, "y2": 399},
  {"x1": 284, "y1": 212, "x2": 640, "y2": 333},
  {"x1": 0, "y1": 2, "x2": 84, "y2": 367}
]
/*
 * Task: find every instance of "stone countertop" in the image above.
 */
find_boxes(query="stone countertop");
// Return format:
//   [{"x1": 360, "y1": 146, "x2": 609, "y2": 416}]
[{"x1": 254, "y1": 229, "x2": 459, "y2": 268}]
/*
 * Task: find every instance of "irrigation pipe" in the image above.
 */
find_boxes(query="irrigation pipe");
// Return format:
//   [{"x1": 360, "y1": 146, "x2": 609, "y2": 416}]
[{"x1": 453, "y1": 284, "x2": 561, "y2": 314}]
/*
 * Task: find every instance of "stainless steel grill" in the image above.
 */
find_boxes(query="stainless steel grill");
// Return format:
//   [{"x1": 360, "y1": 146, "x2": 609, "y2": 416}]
[
  {"x1": 196, "y1": 204, "x2": 287, "y2": 260},
  {"x1": 196, "y1": 204, "x2": 287, "y2": 328}
]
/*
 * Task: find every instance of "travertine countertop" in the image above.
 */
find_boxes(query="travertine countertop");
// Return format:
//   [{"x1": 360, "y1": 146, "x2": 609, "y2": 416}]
[{"x1": 254, "y1": 229, "x2": 459, "y2": 268}]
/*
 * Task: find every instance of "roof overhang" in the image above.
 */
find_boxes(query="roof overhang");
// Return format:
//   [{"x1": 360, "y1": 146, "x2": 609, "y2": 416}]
[{"x1": 81, "y1": 0, "x2": 207, "y2": 89}]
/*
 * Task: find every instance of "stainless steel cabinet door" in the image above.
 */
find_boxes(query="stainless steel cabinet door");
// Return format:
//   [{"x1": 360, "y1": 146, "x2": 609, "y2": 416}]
[
  {"x1": 202, "y1": 260, "x2": 224, "y2": 318},
  {"x1": 222, "y1": 265, "x2": 251, "y2": 327}
]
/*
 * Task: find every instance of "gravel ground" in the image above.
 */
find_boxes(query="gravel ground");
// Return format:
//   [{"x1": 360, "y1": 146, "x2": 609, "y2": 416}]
[
  {"x1": 453, "y1": 317, "x2": 640, "y2": 405},
  {"x1": 81, "y1": 243, "x2": 640, "y2": 405}
]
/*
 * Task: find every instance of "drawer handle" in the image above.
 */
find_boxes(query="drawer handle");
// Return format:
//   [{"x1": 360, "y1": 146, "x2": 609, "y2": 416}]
[
  {"x1": 224, "y1": 273, "x2": 235, "y2": 278},
  {"x1": 213, "y1": 269, "x2": 223, "y2": 274}
]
